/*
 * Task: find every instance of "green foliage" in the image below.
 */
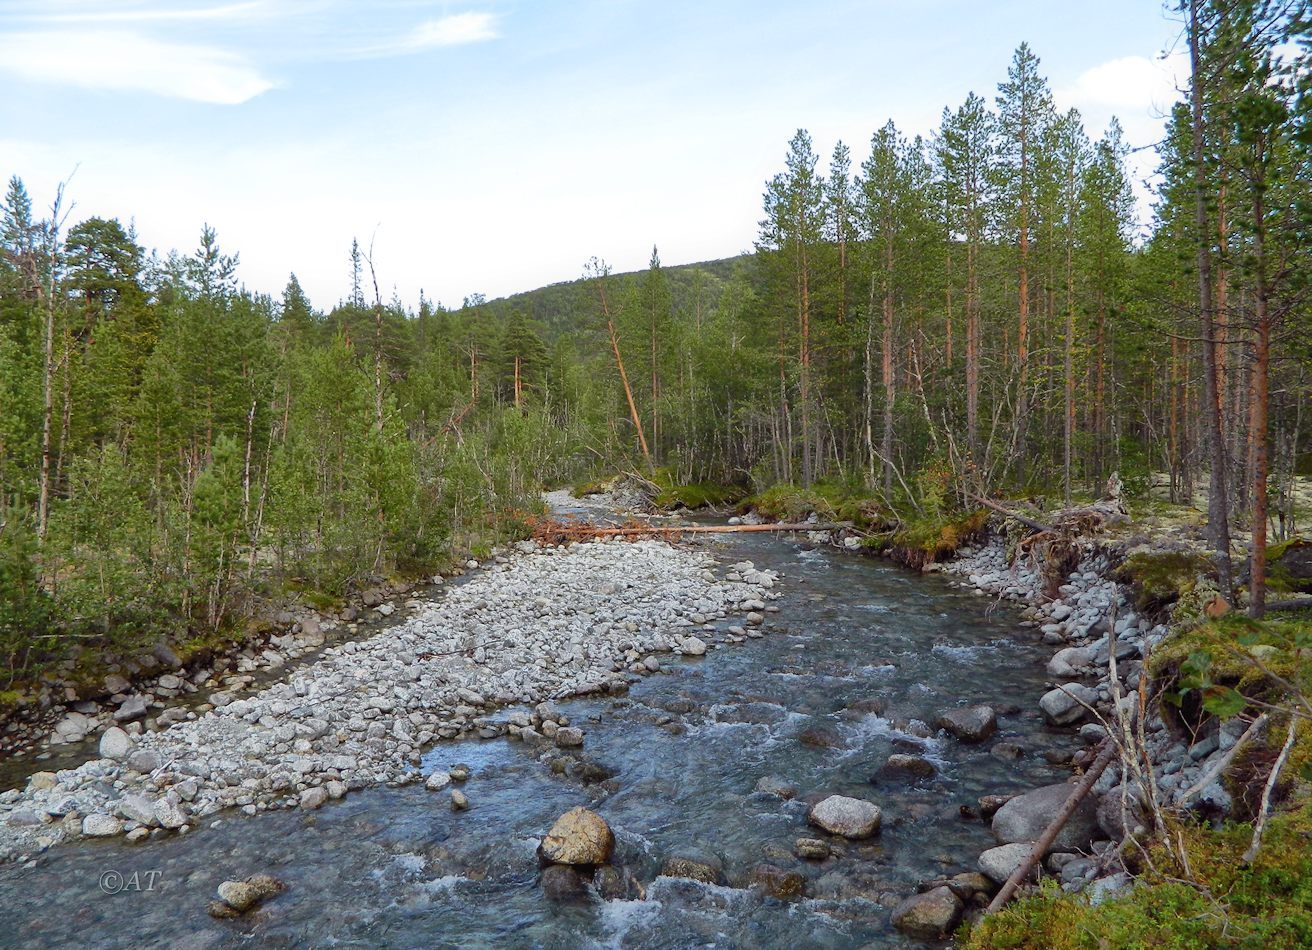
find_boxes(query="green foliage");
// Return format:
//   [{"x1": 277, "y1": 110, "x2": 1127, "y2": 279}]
[
  {"x1": 965, "y1": 805, "x2": 1312, "y2": 948},
  {"x1": 0, "y1": 506, "x2": 53, "y2": 685}
]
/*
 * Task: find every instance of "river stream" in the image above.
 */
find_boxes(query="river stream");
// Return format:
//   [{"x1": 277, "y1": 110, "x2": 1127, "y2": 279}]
[{"x1": 0, "y1": 520, "x2": 1076, "y2": 948}]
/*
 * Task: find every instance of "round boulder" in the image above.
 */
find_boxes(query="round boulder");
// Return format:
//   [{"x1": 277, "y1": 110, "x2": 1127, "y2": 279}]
[
  {"x1": 540, "y1": 807, "x2": 614, "y2": 866},
  {"x1": 808, "y1": 794, "x2": 882, "y2": 839}
]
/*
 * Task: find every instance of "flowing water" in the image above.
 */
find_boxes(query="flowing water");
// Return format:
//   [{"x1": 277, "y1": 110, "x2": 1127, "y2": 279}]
[{"x1": 0, "y1": 527, "x2": 1076, "y2": 949}]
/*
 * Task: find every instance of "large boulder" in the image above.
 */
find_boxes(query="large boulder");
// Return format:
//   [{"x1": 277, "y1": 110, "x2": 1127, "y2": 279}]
[
  {"x1": 978, "y1": 842, "x2": 1036, "y2": 884},
  {"x1": 992, "y1": 782, "x2": 1101, "y2": 852},
  {"x1": 937, "y1": 705, "x2": 998, "y2": 743},
  {"x1": 540, "y1": 807, "x2": 614, "y2": 866},
  {"x1": 808, "y1": 795, "x2": 882, "y2": 839},
  {"x1": 1269, "y1": 539, "x2": 1312, "y2": 593},
  {"x1": 1039, "y1": 684, "x2": 1098, "y2": 726},
  {"x1": 890, "y1": 885, "x2": 964, "y2": 939}
]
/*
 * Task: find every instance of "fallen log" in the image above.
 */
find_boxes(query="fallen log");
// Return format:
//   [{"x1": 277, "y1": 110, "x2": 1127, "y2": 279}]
[
  {"x1": 963, "y1": 492, "x2": 1055, "y2": 535},
  {"x1": 984, "y1": 739, "x2": 1118, "y2": 915},
  {"x1": 566, "y1": 522, "x2": 843, "y2": 537},
  {"x1": 1265, "y1": 598, "x2": 1312, "y2": 613}
]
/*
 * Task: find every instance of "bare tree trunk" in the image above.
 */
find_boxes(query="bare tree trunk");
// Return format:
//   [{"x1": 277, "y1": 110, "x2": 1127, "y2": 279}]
[
  {"x1": 597, "y1": 274, "x2": 652, "y2": 468},
  {"x1": 881, "y1": 241, "x2": 895, "y2": 500},
  {"x1": 1188, "y1": 0, "x2": 1235, "y2": 596},
  {"x1": 1063, "y1": 215, "x2": 1076, "y2": 505},
  {"x1": 1248, "y1": 164, "x2": 1271, "y2": 617}
]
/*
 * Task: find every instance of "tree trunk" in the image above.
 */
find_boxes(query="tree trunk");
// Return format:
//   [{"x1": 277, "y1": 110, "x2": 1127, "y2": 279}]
[
  {"x1": 1188, "y1": 0, "x2": 1235, "y2": 596},
  {"x1": 598, "y1": 277, "x2": 652, "y2": 468},
  {"x1": 1248, "y1": 160, "x2": 1271, "y2": 617}
]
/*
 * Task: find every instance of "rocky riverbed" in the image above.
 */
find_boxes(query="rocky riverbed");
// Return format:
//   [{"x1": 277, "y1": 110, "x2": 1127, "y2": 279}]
[{"x1": 0, "y1": 536, "x2": 778, "y2": 860}]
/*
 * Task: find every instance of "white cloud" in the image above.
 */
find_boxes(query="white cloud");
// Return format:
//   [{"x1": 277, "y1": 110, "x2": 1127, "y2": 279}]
[
  {"x1": 0, "y1": 30, "x2": 274, "y2": 104},
  {"x1": 1056, "y1": 52, "x2": 1188, "y2": 121},
  {"x1": 381, "y1": 12, "x2": 499, "y2": 55}
]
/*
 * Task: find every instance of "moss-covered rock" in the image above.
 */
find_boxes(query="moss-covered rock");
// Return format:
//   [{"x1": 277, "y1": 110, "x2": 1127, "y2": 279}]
[
  {"x1": 1114, "y1": 549, "x2": 1217, "y2": 618},
  {"x1": 1268, "y1": 538, "x2": 1312, "y2": 594}
]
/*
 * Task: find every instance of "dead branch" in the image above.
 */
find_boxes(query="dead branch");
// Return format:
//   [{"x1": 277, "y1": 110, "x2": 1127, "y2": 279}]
[{"x1": 1242, "y1": 715, "x2": 1298, "y2": 865}]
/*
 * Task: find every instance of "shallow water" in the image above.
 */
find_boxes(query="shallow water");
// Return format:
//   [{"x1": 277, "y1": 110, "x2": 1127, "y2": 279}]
[{"x1": 0, "y1": 529, "x2": 1075, "y2": 949}]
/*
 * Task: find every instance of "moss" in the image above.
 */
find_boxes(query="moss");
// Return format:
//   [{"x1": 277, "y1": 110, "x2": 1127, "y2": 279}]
[
  {"x1": 572, "y1": 476, "x2": 616, "y2": 497},
  {"x1": 890, "y1": 508, "x2": 988, "y2": 570},
  {"x1": 1267, "y1": 538, "x2": 1311, "y2": 595},
  {"x1": 1115, "y1": 549, "x2": 1217, "y2": 618},
  {"x1": 652, "y1": 482, "x2": 746, "y2": 511},
  {"x1": 740, "y1": 485, "x2": 836, "y2": 522}
]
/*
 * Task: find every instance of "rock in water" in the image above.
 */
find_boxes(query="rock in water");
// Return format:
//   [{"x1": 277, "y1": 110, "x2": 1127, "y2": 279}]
[
  {"x1": 216, "y1": 881, "x2": 261, "y2": 913},
  {"x1": 540, "y1": 807, "x2": 614, "y2": 865},
  {"x1": 794, "y1": 837, "x2": 830, "y2": 860},
  {"x1": 660, "y1": 855, "x2": 724, "y2": 885},
  {"x1": 540, "y1": 864, "x2": 588, "y2": 901},
  {"x1": 890, "y1": 885, "x2": 964, "y2": 939},
  {"x1": 992, "y1": 782, "x2": 1100, "y2": 852},
  {"x1": 755, "y1": 776, "x2": 797, "y2": 800},
  {"x1": 99, "y1": 726, "x2": 135, "y2": 761},
  {"x1": 425, "y1": 771, "x2": 451, "y2": 791},
  {"x1": 808, "y1": 795, "x2": 882, "y2": 839},
  {"x1": 299, "y1": 786, "x2": 328, "y2": 810},
  {"x1": 878, "y1": 753, "x2": 937, "y2": 780},
  {"x1": 978, "y1": 842, "x2": 1037, "y2": 884},
  {"x1": 747, "y1": 864, "x2": 805, "y2": 900},
  {"x1": 936, "y1": 705, "x2": 998, "y2": 743},
  {"x1": 450, "y1": 789, "x2": 469, "y2": 810}
]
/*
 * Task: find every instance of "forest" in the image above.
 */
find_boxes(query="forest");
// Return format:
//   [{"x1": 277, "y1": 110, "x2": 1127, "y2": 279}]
[{"x1": 1, "y1": 4, "x2": 1309, "y2": 703}]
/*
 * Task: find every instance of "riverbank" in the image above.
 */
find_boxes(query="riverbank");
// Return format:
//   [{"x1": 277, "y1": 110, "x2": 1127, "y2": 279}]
[{"x1": 0, "y1": 534, "x2": 778, "y2": 861}]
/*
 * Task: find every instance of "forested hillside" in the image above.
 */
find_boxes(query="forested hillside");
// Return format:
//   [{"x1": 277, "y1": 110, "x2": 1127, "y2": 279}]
[{"x1": 1, "y1": 10, "x2": 1309, "y2": 702}]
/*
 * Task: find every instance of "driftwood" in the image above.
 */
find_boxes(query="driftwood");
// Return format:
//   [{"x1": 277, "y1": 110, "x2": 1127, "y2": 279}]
[
  {"x1": 528, "y1": 516, "x2": 845, "y2": 546},
  {"x1": 562, "y1": 522, "x2": 840, "y2": 537},
  {"x1": 984, "y1": 739, "x2": 1118, "y2": 915}
]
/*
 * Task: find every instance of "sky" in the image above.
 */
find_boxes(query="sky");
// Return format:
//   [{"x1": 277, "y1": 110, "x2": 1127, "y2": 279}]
[{"x1": 0, "y1": 1, "x2": 1191, "y2": 311}]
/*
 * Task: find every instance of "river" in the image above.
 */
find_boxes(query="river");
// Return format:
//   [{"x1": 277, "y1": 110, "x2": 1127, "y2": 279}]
[{"x1": 0, "y1": 517, "x2": 1076, "y2": 948}]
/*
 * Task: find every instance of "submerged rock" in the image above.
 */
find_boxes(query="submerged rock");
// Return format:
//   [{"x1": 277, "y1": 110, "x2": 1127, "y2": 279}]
[
  {"x1": 746, "y1": 863, "x2": 805, "y2": 900},
  {"x1": 878, "y1": 753, "x2": 937, "y2": 780},
  {"x1": 794, "y1": 837, "x2": 830, "y2": 860},
  {"x1": 661, "y1": 855, "x2": 724, "y2": 885},
  {"x1": 540, "y1": 864, "x2": 588, "y2": 901},
  {"x1": 808, "y1": 795, "x2": 882, "y2": 839},
  {"x1": 540, "y1": 807, "x2": 614, "y2": 866}
]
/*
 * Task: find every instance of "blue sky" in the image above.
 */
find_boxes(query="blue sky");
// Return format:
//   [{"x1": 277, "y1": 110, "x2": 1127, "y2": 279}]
[{"x1": 0, "y1": 1, "x2": 1189, "y2": 310}]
